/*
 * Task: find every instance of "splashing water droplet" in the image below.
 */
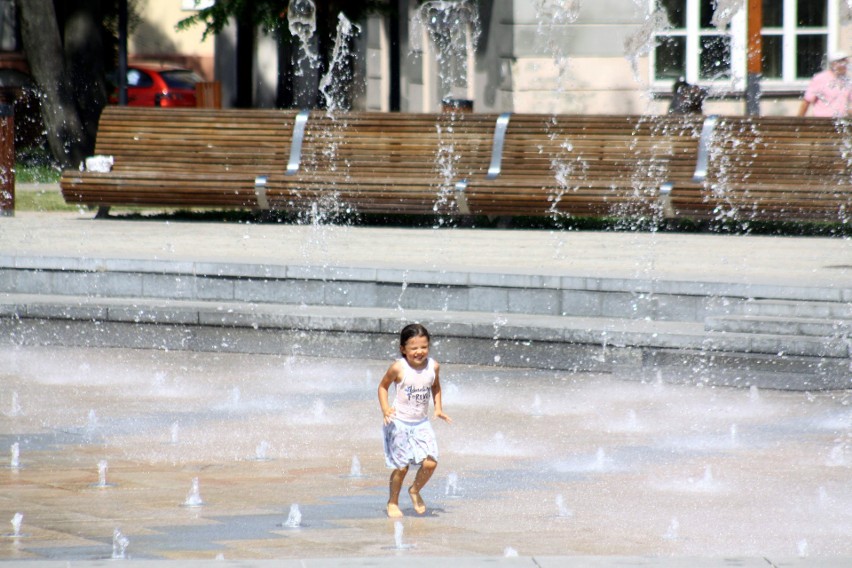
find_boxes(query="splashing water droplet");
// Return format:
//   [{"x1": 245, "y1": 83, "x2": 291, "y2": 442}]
[
  {"x1": 184, "y1": 477, "x2": 204, "y2": 507},
  {"x1": 663, "y1": 517, "x2": 679, "y2": 540},
  {"x1": 287, "y1": 0, "x2": 318, "y2": 74},
  {"x1": 10, "y1": 513, "x2": 22, "y2": 537},
  {"x1": 10, "y1": 442, "x2": 19, "y2": 469},
  {"x1": 284, "y1": 504, "x2": 302, "y2": 528},
  {"x1": 349, "y1": 455, "x2": 362, "y2": 477},
  {"x1": 112, "y1": 528, "x2": 129, "y2": 559}
]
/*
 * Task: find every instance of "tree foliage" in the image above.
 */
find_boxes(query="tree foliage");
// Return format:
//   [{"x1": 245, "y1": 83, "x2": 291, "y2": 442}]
[
  {"x1": 177, "y1": 1, "x2": 391, "y2": 40},
  {"x1": 19, "y1": 0, "x2": 397, "y2": 165},
  {"x1": 177, "y1": 1, "x2": 392, "y2": 108}
]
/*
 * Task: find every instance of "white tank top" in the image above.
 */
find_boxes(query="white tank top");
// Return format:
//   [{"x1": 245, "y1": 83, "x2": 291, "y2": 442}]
[{"x1": 392, "y1": 357, "x2": 435, "y2": 422}]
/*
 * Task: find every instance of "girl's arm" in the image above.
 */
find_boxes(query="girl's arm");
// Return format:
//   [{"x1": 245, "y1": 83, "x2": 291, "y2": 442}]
[
  {"x1": 378, "y1": 363, "x2": 401, "y2": 425},
  {"x1": 432, "y1": 362, "x2": 452, "y2": 423}
]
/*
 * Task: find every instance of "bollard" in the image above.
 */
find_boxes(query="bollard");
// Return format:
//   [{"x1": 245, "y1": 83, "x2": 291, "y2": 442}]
[{"x1": 0, "y1": 103, "x2": 13, "y2": 216}]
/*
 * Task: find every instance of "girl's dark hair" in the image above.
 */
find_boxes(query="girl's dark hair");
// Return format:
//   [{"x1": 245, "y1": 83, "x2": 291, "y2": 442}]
[{"x1": 400, "y1": 323, "x2": 430, "y2": 347}]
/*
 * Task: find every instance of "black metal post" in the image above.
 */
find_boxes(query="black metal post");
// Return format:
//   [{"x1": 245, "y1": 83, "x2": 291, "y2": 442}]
[
  {"x1": 389, "y1": 4, "x2": 401, "y2": 112},
  {"x1": 118, "y1": 0, "x2": 128, "y2": 105}
]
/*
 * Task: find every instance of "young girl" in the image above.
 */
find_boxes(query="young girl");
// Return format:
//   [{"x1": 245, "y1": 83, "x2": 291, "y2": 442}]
[{"x1": 378, "y1": 323, "x2": 451, "y2": 517}]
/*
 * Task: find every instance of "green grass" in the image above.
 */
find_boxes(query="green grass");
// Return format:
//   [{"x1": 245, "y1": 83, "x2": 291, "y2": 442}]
[
  {"x1": 13, "y1": 188, "x2": 78, "y2": 212},
  {"x1": 15, "y1": 146, "x2": 63, "y2": 184},
  {"x1": 16, "y1": 163, "x2": 61, "y2": 184}
]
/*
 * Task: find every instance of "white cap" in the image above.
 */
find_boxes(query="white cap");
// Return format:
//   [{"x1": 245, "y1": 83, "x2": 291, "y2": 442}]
[{"x1": 828, "y1": 49, "x2": 850, "y2": 62}]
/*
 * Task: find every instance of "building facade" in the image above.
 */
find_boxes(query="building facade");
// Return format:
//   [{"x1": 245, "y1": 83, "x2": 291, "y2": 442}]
[
  {"x1": 3, "y1": 0, "x2": 852, "y2": 117},
  {"x1": 359, "y1": 0, "x2": 852, "y2": 116}
]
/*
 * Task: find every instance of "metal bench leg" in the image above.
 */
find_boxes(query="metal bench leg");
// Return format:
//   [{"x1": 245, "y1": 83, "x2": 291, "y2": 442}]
[
  {"x1": 95, "y1": 206, "x2": 111, "y2": 219},
  {"x1": 254, "y1": 175, "x2": 270, "y2": 210},
  {"x1": 659, "y1": 182, "x2": 676, "y2": 219},
  {"x1": 487, "y1": 113, "x2": 512, "y2": 180},
  {"x1": 454, "y1": 180, "x2": 470, "y2": 215},
  {"x1": 693, "y1": 115, "x2": 718, "y2": 183},
  {"x1": 286, "y1": 110, "x2": 310, "y2": 176}
]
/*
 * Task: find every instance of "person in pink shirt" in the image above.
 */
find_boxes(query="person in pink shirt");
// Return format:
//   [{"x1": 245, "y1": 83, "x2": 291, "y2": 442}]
[{"x1": 798, "y1": 50, "x2": 852, "y2": 117}]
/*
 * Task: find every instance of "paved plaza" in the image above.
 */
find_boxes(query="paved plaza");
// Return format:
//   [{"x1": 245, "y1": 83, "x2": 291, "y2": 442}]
[
  {"x1": 1, "y1": 208, "x2": 850, "y2": 288},
  {"x1": 1, "y1": 202, "x2": 851, "y2": 566}
]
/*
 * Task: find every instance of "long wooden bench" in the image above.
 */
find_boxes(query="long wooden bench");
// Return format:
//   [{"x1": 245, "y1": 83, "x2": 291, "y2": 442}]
[
  {"x1": 60, "y1": 107, "x2": 497, "y2": 216},
  {"x1": 60, "y1": 107, "x2": 852, "y2": 223},
  {"x1": 60, "y1": 107, "x2": 300, "y2": 213},
  {"x1": 263, "y1": 111, "x2": 496, "y2": 215},
  {"x1": 682, "y1": 116, "x2": 852, "y2": 221},
  {"x1": 457, "y1": 113, "x2": 706, "y2": 218}
]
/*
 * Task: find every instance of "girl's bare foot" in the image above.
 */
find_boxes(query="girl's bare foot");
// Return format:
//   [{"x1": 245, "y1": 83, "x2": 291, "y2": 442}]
[
  {"x1": 408, "y1": 488, "x2": 426, "y2": 514},
  {"x1": 387, "y1": 503, "x2": 403, "y2": 518}
]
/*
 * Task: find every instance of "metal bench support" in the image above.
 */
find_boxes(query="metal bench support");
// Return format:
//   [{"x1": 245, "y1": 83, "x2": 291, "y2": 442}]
[
  {"x1": 254, "y1": 175, "x2": 270, "y2": 209},
  {"x1": 286, "y1": 110, "x2": 310, "y2": 176},
  {"x1": 658, "y1": 181, "x2": 675, "y2": 218},
  {"x1": 693, "y1": 114, "x2": 718, "y2": 183},
  {"x1": 454, "y1": 180, "x2": 471, "y2": 215},
  {"x1": 487, "y1": 113, "x2": 512, "y2": 180}
]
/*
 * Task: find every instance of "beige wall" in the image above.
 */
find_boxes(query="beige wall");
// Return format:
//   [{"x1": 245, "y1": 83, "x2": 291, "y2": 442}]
[
  {"x1": 129, "y1": 0, "x2": 215, "y2": 80},
  {"x1": 127, "y1": 0, "x2": 849, "y2": 115},
  {"x1": 506, "y1": 56, "x2": 805, "y2": 117}
]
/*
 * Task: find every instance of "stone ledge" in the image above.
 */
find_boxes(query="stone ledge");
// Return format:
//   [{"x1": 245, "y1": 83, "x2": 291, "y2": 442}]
[
  {"x1": 2, "y1": 255, "x2": 847, "y2": 302},
  {"x1": 1, "y1": 293, "x2": 849, "y2": 361}
]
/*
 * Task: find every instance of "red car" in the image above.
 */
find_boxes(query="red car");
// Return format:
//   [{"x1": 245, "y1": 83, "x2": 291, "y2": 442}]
[{"x1": 112, "y1": 63, "x2": 203, "y2": 107}]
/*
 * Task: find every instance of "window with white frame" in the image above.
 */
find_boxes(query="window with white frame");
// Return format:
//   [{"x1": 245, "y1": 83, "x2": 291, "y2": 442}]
[
  {"x1": 761, "y1": 0, "x2": 830, "y2": 80},
  {"x1": 652, "y1": 0, "x2": 835, "y2": 90}
]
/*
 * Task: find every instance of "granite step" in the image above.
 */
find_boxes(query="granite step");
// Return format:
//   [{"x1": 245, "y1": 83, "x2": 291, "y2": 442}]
[
  {"x1": 1, "y1": 292, "x2": 849, "y2": 360},
  {"x1": 705, "y1": 314, "x2": 852, "y2": 338},
  {"x1": 738, "y1": 298, "x2": 852, "y2": 319}
]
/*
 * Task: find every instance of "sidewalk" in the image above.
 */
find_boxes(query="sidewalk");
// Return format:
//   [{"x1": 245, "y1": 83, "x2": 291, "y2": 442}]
[{"x1": 2, "y1": 210, "x2": 850, "y2": 289}]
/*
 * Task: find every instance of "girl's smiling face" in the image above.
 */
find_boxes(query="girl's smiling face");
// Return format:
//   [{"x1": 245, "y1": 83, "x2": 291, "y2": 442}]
[{"x1": 401, "y1": 335, "x2": 429, "y2": 369}]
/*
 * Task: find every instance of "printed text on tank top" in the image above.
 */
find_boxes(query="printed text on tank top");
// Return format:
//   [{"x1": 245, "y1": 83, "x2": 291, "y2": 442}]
[{"x1": 392, "y1": 357, "x2": 435, "y2": 423}]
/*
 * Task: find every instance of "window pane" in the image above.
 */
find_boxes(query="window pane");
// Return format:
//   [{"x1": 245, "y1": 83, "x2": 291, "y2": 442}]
[
  {"x1": 161, "y1": 70, "x2": 203, "y2": 89},
  {"x1": 796, "y1": 35, "x2": 826, "y2": 78},
  {"x1": 797, "y1": 0, "x2": 826, "y2": 27},
  {"x1": 699, "y1": 35, "x2": 731, "y2": 79},
  {"x1": 655, "y1": 36, "x2": 686, "y2": 80},
  {"x1": 762, "y1": 0, "x2": 782, "y2": 27},
  {"x1": 761, "y1": 35, "x2": 782, "y2": 79},
  {"x1": 659, "y1": 0, "x2": 686, "y2": 29},
  {"x1": 700, "y1": 0, "x2": 716, "y2": 29}
]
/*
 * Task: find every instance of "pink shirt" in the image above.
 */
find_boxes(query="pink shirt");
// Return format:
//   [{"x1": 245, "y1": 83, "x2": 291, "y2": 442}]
[
  {"x1": 803, "y1": 70, "x2": 852, "y2": 117},
  {"x1": 392, "y1": 357, "x2": 435, "y2": 422}
]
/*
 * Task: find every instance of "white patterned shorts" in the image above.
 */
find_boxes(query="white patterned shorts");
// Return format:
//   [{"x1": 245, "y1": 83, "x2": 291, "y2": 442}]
[{"x1": 382, "y1": 418, "x2": 439, "y2": 469}]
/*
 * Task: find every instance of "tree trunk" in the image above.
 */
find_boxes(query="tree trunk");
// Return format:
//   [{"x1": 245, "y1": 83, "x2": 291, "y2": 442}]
[
  {"x1": 16, "y1": 0, "x2": 91, "y2": 168},
  {"x1": 63, "y1": 1, "x2": 108, "y2": 146},
  {"x1": 235, "y1": 16, "x2": 255, "y2": 108}
]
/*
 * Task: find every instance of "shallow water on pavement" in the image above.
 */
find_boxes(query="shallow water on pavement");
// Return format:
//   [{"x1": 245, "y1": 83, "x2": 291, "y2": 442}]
[{"x1": 1, "y1": 345, "x2": 851, "y2": 560}]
